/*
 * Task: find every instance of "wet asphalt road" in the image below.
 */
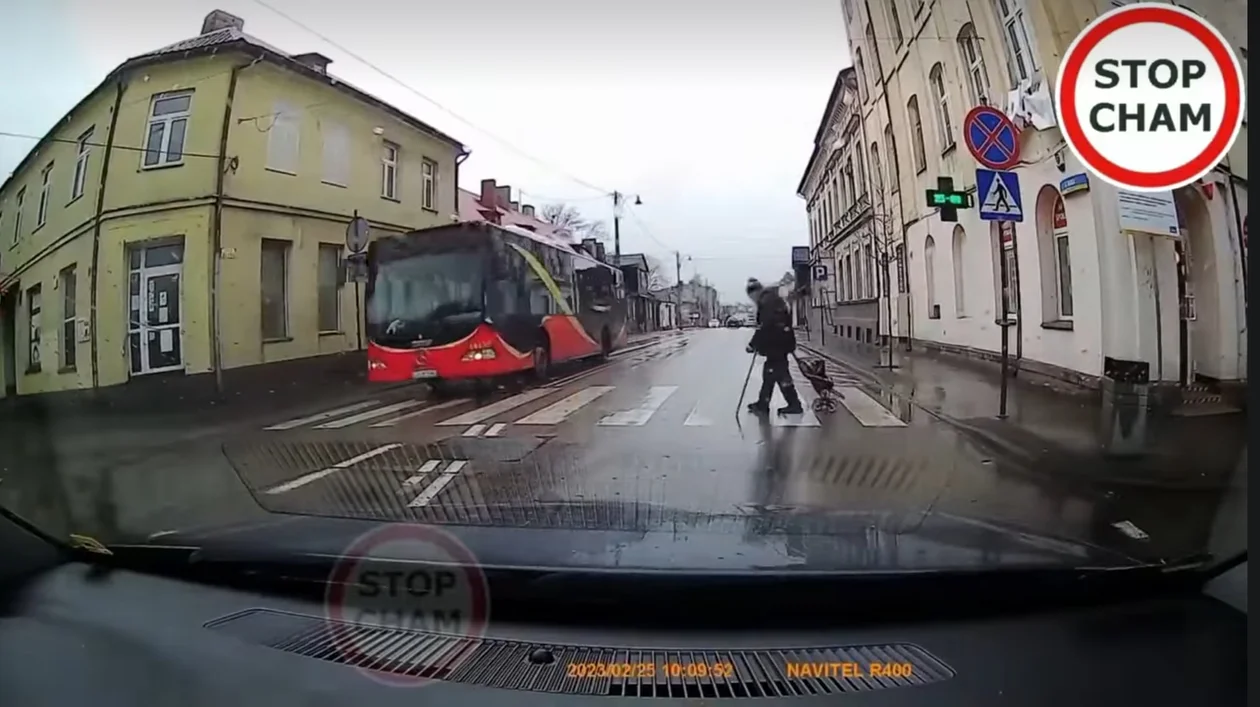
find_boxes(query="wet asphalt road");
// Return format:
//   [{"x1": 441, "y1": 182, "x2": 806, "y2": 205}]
[{"x1": 1, "y1": 328, "x2": 1226, "y2": 561}]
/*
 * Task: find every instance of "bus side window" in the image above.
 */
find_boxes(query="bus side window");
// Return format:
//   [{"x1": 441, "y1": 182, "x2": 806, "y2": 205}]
[{"x1": 525, "y1": 267, "x2": 553, "y2": 316}]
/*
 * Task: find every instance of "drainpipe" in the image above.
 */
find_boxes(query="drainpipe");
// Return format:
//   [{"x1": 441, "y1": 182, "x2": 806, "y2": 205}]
[
  {"x1": 88, "y1": 79, "x2": 126, "y2": 393},
  {"x1": 210, "y1": 60, "x2": 253, "y2": 394}
]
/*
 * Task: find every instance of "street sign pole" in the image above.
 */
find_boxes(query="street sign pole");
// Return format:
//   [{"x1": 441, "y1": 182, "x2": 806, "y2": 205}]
[{"x1": 997, "y1": 232, "x2": 1011, "y2": 419}]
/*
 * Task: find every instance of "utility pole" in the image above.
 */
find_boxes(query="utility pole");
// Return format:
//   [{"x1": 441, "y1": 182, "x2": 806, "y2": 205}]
[
  {"x1": 612, "y1": 191, "x2": 622, "y2": 261},
  {"x1": 675, "y1": 251, "x2": 682, "y2": 328}
]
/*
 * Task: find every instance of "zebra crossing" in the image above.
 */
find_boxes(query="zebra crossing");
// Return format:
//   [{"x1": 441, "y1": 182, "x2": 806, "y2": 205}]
[
  {"x1": 262, "y1": 450, "x2": 473, "y2": 510},
  {"x1": 260, "y1": 357, "x2": 906, "y2": 435}
]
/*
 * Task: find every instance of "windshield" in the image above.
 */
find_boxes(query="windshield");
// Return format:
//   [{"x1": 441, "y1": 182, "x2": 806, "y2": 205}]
[
  {"x1": 366, "y1": 250, "x2": 484, "y2": 344},
  {"x1": 0, "y1": 3, "x2": 1247, "y2": 598}
]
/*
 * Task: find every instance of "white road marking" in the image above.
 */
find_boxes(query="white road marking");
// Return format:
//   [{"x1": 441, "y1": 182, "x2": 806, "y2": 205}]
[
  {"x1": 835, "y1": 386, "x2": 907, "y2": 427},
  {"x1": 516, "y1": 386, "x2": 615, "y2": 424},
  {"x1": 313, "y1": 399, "x2": 427, "y2": 429},
  {"x1": 436, "y1": 388, "x2": 554, "y2": 426},
  {"x1": 265, "y1": 443, "x2": 401, "y2": 495},
  {"x1": 462, "y1": 424, "x2": 487, "y2": 437},
  {"x1": 403, "y1": 459, "x2": 443, "y2": 485},
  {"x1": 407, "y1": 460, "x2": 468, "y2": 507},
  {"x1": 545, "y1": 363, "x2": 612, "y2": 388},
  {"x1": 484, "y1": 422, "x2": 507, "y2": 437},
  {"x1": 369, "y1": 397, "x2": 470, "y2": 427},
  {"x1": 598, "y1": 386, "x2": 678, "y2": 426},
  {"x1": 683, "y1": 405, "x2": 712, "y2": 426},
  {"x1": 264, "y1": 400, "x2": 381, "y2": 430}
]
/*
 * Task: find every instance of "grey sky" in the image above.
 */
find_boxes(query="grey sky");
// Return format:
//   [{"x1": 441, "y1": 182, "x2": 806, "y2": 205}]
[{"x1": 2, "y1": 0, "x2": 849, "y2": 301}]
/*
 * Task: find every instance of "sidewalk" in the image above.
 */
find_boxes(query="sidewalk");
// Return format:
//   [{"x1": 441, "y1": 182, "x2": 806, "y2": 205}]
[{"x1": 796, "y1": 325, "x2": 1246, "y2": 491}]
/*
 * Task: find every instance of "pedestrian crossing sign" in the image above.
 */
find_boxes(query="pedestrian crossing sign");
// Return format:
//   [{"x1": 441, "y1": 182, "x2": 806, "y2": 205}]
[{"x1": 976, "y1": 169, "x2": 1023, "y2": 222}]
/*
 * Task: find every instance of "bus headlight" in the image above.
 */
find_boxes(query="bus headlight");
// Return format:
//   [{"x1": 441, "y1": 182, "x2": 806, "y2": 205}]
[
  {"x1": 461, "y1": 348, "x2": 497, "y2": 361},
  {"x1": 368, "y1": 359, "x2": 388, "y2": 370}
]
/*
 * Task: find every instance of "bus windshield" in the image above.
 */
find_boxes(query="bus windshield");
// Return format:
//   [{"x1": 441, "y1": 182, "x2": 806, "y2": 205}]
[{"x1": 366, "y1": 250, "x2": 485, "y2": 347}]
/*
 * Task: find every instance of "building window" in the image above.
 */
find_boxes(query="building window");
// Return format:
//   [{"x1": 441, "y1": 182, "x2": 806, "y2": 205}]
[
  {"x1": 907, "y1": 96, "x2": 926, "y2": 173},
  {"x1": 72, "y1": 127, "x2": 94, "y2": 201},
  {"x1": 951, "y1": 225, "x2": 967, "y2": 316},
  {"x1": 864, "y1": 243, "x2": 876, "y2": 298},
  {"x1": 143, "y1": 91, "x2": 191, "y2": 167},
  {"x1": 884, "y1": 125, "x2": 899, "y2": 191},
  {"x1": 957, "y1": 24, "x2": 990, "y2": 105},
  {"x1": 318, "y1": 244, "x2": 343, "y2": 333},
  {"x1": 854, "y1": 49, "x2": 868, "y2": 102},
  {"x1": 845, "y1": 254, "x2": 854, "y2": 300},
  {"x1": 929, "y1": 64, "x2": 955, "y2": 151},
  {"x1": 421, "y1": 158, "x2": 437, "y2": 210},
  {"x1": 994, "y1": 0, "x2": 1039, "y2": 85},
  {"x1": 1042, "y1": 192, "x2": 1074, "y2": 319},
  {"x1": 887, "y1": 0, "x2": 905, "y2": 47},
  {"x1": 321, "y1": 121, "x2": 350, "y2": 186},
  {"x1": 381, "y1": 142, "x2": 399, "y2": 200},
  {"x1": 36, "y1": 163, "x2": 52, "y2": 228},
  {"x1": 855, "y1": 249, "x2": 864, "y2": 298},
  {"x1": 260, "y1": 239, "x2": 290, "y2": 340},
  {"x1": 855, "y1": 148, "x2": 867, "y2": 196},
  {"x1": 844, "y1": 160, "x2": 855, "y2": 208},
  {"x1": 870, "y1": 144, "x2": 883, "y2": 196},
  {"x1": 865, "y1": 23, "x2": 882, "y2": 78},
  {"x1": 60, "y1": 265, "x2": 77, "y2": 369},
  {"x1": 27, "y1": 283, "x2": 41, "y2": 371},
  {"x1": 266, "y1": 101, "x2": 301, "y2": 174},
  {"x1": 12, "y1": 188, "x2": 24, "y2": 246},
  {"x1": 924, "y1": 235, "x2": 939, "y2": 318}
]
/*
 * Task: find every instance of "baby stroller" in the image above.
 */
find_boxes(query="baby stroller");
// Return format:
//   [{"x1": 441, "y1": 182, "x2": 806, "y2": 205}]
[{"x1": 795, "y1": 356, "x2": 840, "y2": 413}]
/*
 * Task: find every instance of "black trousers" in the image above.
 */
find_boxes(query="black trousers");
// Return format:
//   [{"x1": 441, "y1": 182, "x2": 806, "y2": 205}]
[{"x1": 757, "y1": 354, "x2": 802, "y2": 407}]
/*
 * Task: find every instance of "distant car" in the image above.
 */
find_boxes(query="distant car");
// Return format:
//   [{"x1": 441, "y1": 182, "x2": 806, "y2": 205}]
[
  {"x1": 726, "y1": 318, "x2": 743, "y2": 328},
  {"x1": 707, "y1": 319, "x2": 720, "y2": 328}
]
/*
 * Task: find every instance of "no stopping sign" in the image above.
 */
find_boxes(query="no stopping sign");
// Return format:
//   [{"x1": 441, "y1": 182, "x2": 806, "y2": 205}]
[{"x1": 1055, "y1": 3, "x2": 1245, "y2": 192}]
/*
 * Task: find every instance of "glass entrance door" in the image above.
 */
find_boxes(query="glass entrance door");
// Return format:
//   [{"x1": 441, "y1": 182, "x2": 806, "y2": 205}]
[{"x1": 128, "y1": 242, "x2": 184, "y2": 375}]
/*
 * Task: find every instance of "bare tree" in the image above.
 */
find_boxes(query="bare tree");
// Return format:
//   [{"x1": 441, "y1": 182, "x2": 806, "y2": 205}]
[
  {"x1": 645, "y1": 255, "x2": 671, "y2": 289},
  {"x1": 541, "y1": 203, "x2": 608, "y2": 241}
]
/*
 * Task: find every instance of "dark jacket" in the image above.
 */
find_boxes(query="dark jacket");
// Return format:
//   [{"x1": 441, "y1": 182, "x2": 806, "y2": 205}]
[{"x1": 748, "y1": 288, "x2": 795, "y2": 357}]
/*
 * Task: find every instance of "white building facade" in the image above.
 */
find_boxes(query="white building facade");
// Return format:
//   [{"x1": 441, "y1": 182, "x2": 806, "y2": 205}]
[{"x1": 805, "y1": 0, "x2": 1247, "y2": 406}]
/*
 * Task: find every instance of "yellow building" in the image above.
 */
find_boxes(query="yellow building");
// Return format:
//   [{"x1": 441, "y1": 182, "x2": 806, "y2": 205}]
[{"x1": 0, "y1": 9, "x2": 467, "y2": 399}]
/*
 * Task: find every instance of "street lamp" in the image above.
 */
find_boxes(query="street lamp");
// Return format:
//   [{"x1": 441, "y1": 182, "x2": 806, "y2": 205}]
[{"x1": 611, "y1": 192, "x2": 644, "y2": 261}]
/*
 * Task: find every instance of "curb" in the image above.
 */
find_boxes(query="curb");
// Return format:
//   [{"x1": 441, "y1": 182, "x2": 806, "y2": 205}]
[{"x1": 797, "y1": 343, "x2": 1226, "y2": 492}]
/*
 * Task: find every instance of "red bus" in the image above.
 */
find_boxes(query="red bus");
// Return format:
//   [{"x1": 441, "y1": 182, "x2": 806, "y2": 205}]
[{"x1": 365, "y1": 221, "x2": 628, "y2": 388}]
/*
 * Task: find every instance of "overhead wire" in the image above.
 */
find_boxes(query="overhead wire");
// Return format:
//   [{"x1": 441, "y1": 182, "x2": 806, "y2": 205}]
[{"x1": 247, "y1": 0, "x2": 611, "y2": 195}]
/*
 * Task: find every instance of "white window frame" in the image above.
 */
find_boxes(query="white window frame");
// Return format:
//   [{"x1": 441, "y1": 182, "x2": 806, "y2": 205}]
[
  {"x1": 1053, "y1": 232, "x2": 1074, "y2": 319},
  {"x1": 887, "y1": 0, "x2": 905, "y2": 48},
  {"x1": 265, "y1": 101, "x2": 301, "y2": 175},
  {"x1": 260, "y1": 239, "x2": 291, "y2": 340},
  {"x1": 924, "y1": 236, "x2": 938, "y2": 318},
  {"x1": 958, "y1": 24, "x2": 990, "y2": 105},
  {"x1": 907, "y1": 96, "x2": 926, "y2": 173},
  {"x1": 929, "y1": 64, "x2": 954, "y2": 151},
  {"x1": 994, "y1": 0, "x2": 1039, "y2": 85},
  {"x1": 884, "y1": 125, "x2": 899, "y2": 190},
  {"x1": 321, "y1": 121, "x2": 350, "y2": 187},
  {"x1": 421, "y1": 158, "x2": 437, "y2": 210},
  {"x1": 142, "y1": 91, "x2": 192, "y2": 168},
  {"x1": 72, "y1": 127, "x2": 94, "y2": 201},
  {"x1": 37, "y1": 162, "x2": 52, "y2": 228},
  {"x1": 12, "y1": 188, "x2": 24, "y2": 246},
  {"x1": 60, "y1": 265, "x2": 77, "y2": 369},
  {"x1": 381, "y1": 142, "x2": 399, "y2": 200},
  {"x1": 27, "y1": 283, "x2": 41, "y2": 371},
  {"x1": 317, "y1": 243, "x2": 343, "y2": 333},
  {"x1": 870, "y1": 144, "x2": 883, "y2": 196}
]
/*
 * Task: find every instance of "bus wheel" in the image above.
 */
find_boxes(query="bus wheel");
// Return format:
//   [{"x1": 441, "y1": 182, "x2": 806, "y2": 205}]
[
  {"x1": 600, "y1": 327, "x2": 612, "y2": 359},
  {"x1": 532, "y1": 343, "x2": 551, "y2": 382},
  {"x1": 427, "y1": 380, "x2": 451, "y2": 399}
]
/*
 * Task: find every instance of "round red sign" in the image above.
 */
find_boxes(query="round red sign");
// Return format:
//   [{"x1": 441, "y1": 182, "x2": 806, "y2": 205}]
[
  {"x1": 323, "y1": 523, "x2": 491, "y2": 688},
  {"x1": 1055, "y1": 3, "x2": 1245, "y2": 192}
]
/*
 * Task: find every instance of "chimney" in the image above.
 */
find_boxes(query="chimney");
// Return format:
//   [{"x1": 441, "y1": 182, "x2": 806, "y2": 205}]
[
  {"x1": 291, "y1": 52, "x2": 333, "y2": 74},
  {"x1": 581, "y1": 238, "x2": 598, "y2": 256},
  {"x1": 522, "y1": 204, "x2": 536, "y2": 218},
  {"x1": 495, "y1": 186, "x2": 511, "y2": 209},
  {"x1": 595, "y1": 242, "x2": 607, "y2": 262},
  {"x1": 479, "y1": 179, "x2": 497, "y2": 208},
  {"x1": 201, "y1": 9, "x2": 244, "y2": 35}
]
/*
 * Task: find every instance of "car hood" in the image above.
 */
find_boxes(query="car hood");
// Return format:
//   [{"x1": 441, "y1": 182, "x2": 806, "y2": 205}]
[{"x1": 143, "y1": 502, "x2": 1139, "y2": 574}]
